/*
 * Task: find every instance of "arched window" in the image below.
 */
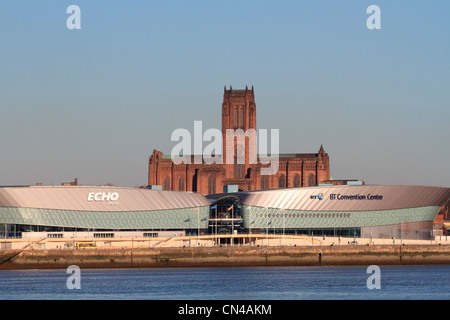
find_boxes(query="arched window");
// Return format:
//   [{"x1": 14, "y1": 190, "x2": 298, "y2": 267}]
[
  {"x1": 234, "y1": 163, "x2": 245, "y2": 178},
  {"x1": 234, "y1": 106, "x2": 238, "y2": 127},
  {"x1": 239, "y1": 106, "x2": 244, "y2": 127},
  {"x1": 308, "y1": 174, "x2": 315, "y2": 187},
  {"x1": 234, "y1": 145, "x2": 245, "y2": 179},
  {"x1": 208, "y1": 174, "x2": 216, "y2": 195},
  {"x1": 245, "y1": 168, "x2": 251, "y2": 179},
  {"x1": 278, "y1": 175, "x2": 286, "y2": 189},
  {"x1": 178, "y1": 176, "x2": 185, "y2": 191},
  {"x1": 163, "y1": 177, "x2": 170, "y2": 191},
  {"x1": 192, "y1": 169, "x2": 198, "y2": 192},
  {"x1": 261, "y1": 176, "x2": 269, "y2": 190},
  {"x1": 293, "y1": 174, "x2": 301, "y2": 188}
]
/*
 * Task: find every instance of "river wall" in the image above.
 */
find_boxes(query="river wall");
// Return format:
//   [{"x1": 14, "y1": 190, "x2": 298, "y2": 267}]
[{"x1": 1, "y1": 245, "x2": 450, "y2": 270}]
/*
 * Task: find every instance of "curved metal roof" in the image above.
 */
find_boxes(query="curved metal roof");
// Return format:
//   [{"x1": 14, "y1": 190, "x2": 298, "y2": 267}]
[
  {"x1": 0, "y1": 186, "x2": 211, "y2": 212},
  {"x1": 1, "y1": 185, "x2": 448, "y2": 213},
  {"x1": 208, "y1": 185, "x2": 450, "y2": 211}
]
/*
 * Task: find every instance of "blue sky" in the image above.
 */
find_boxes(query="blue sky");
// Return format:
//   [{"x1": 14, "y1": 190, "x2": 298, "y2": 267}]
[{"x1": 0, "y1": 1, "x2": 449, "y2": 187}]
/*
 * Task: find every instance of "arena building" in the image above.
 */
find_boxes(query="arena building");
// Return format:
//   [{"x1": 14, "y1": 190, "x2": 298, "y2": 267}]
[
  {"x1": 207, "y1": 185, "x2": 450, "y2": 240},
  {"x1": 0, "y1": 184, "x2": 448, "y2": 241},
  {"x1": 0, "y1": 186, "x2": 210, "y2": 239}
]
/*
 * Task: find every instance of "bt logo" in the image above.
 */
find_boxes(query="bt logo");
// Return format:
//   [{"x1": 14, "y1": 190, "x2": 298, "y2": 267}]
[{"x1": 310, "y1": 193, "x2": 325, "y2": 200}]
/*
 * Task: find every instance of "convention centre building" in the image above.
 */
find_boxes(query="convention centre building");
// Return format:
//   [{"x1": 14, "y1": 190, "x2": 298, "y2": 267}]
[{"x1": 0, "y1": 184, "x2": 449, "y2": 240}]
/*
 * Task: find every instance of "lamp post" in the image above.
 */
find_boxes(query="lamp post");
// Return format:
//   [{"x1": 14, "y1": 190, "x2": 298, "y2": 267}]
[
  {"x1": 215, "y1": 205, "x2": 218, "y2": 246},
  {"x1": 266, "y1": 207, "x2": 269, "y2": 246},
  {"x1": 193, "y1": 207, "x2": 200, "y2": 246},
  {"x1": 197, "y1": 206, "x2": 200, "y2": 245},
  {"x1": 400, "y1": 219, "x2": 403, "y2": 246},
  {"x1": 280, "y1": 207, "x2": 285, "y2": 246}
]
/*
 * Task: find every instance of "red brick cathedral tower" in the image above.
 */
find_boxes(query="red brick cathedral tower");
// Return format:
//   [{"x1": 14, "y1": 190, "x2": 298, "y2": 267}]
[
  {"x1": 148, "y1": 86, "x2": 331, "y2": 194},
  {"x1": 221, "y1": 86, "x2": 257, "y2": 181}
]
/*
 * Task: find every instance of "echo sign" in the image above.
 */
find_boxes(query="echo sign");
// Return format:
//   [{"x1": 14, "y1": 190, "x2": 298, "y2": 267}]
[{"x1": 87, "y1": 192, "x2": 119, "y2": 202}]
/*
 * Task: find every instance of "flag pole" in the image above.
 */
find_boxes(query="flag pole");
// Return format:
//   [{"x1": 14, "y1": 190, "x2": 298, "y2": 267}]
[
  {"x1": 249, "y1": 206, "x2": 252, "y2": 246},
  {"x1": 231, "y1": 204, "x2": 234, "y2": 247},
  {"x1": 197, "y1": 206, "x2": 200, "y2": 245},
  {"x1": 215, "y1": 205, "x2": 217, "y2": 246}
]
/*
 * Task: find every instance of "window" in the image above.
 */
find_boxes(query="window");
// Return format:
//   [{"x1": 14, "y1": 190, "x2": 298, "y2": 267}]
[
  {"x1": 208, "y1": 174, "x2": 216, "y2": 195},
  {"x1": 234, "y1": 145, "x2": 245, "y2": 179},
  {"x1": 163, "y1": 177, "x2": 170, "y2": 190},
  {"x1": 239, "y1": 106, "x2": 244, "y2": 127},
  {"x1": 234, "y1": 162, "x2": 245, "y2": 179},
  {"x1": 178, "y1": 176, "x2": 185, "y2": 191},
  {"x1": 94, "y1": 233, "x2": 114, "y2": 238},
  {"x1": 144, "y1": 232, "x2": 158, "y2": 238},
  {"x1": 47, "y1": 233, "x2": 63, "y2": 239},
  {"x1": 308, "y1": 174, "x2": 315, "y2": 187},
  {"x1": 192, "y1": 169, "x2": 198, "y2": 192},
  {"x1": 261, "y1": 176, "x2": 269, "y2": 190},
  {"x1": 234, "y1": 106, "x2": 238, "y2": 127},
  {"x1": 293, "y1": 174, "x2": 300, "y2": 188},
  {"x1": 278, "y1": 175, "x2": 285, "y2": 188}
]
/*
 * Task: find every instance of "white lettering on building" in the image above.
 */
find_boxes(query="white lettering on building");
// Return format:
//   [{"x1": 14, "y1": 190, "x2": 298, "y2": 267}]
[{"x1": 87, "y1": 192, "x2": 119, "y2": 202}]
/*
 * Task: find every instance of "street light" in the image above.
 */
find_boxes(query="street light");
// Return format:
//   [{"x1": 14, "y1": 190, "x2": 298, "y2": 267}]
[{"x1": 266, "y1": 206, "x2": 269, "y2": 246}]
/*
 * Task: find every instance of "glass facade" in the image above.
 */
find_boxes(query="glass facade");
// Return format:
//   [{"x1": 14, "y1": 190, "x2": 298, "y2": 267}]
[
  {"x1": 240, "y1": 205, "x2": 440, "y2": 240},
  {"x1": 0, "y1": 206, "x2": 210, "y2": 236},
  {"x1": 0, "y1": 184, "x2": 447, "y2": 240},
  {"x1": 241, "y1": 205, "x2": 439, "y2": 229}
]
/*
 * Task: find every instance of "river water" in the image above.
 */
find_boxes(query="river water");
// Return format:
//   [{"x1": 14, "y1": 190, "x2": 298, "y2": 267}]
[{"x1": 0, "y1": 265, "x2": 449, "y2": 300}]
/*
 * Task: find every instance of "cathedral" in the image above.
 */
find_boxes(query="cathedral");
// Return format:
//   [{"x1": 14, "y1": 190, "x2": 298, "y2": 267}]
[{"x1": 148, "y1": 86, "x2": 331, "y2": 195}]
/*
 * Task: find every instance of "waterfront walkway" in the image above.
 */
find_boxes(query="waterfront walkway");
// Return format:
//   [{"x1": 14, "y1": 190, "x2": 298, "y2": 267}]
[{"x1": 2, "y1": 234, "x2": 450, "y2": 251}]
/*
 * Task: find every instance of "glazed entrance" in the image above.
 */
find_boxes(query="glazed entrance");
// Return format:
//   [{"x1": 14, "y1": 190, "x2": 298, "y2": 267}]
[{"x1": 209, "y1": 196, "x2": 243, "y2": 236}]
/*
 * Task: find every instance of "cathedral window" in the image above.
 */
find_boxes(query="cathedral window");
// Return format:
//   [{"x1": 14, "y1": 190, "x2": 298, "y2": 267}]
[
  {"x1": 261, "y1": 176, "x2": 269, "y2": 190},
  {"x1": 178, "y1": 176, "x2": 185, "y2": 191},
  {"x1": 278, "y1": 175, "x2": 286, "y2": 188},
  {"x1": 163, "y1": 177, "x2": 170, "y2": 190},
  {"x1": 308, "y1": 174, "x2": 315, "y2": 187},
  {"x1": 293, "y1": 174, "x2": 301, "y2": 188},
  {"x1": 208, "y1": 174, "x2": 216, "y2": 195},
  {"x1": 239, "y1": 106, "x2": 244, "y2": 127}
]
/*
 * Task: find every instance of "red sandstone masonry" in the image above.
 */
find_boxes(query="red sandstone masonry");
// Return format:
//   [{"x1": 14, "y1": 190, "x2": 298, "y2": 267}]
[{"x1": 148, "y1": 87, "x2": 331, "y2": 194}]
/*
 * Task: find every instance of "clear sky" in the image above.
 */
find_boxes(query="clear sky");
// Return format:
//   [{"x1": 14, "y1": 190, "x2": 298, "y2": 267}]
[{"x1": 1, "y1": 1, "x2": 449, "y2": 188}]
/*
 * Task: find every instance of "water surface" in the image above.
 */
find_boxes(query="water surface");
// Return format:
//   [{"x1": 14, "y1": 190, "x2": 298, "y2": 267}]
[{"x1": 0, "y1": 265, "x2": 448, "y2": 300}]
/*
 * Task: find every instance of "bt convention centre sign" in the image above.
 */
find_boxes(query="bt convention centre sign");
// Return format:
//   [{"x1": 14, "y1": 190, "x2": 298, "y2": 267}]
[{"x1": 311, "y1": 193, "x2": 383, "y2": 201}]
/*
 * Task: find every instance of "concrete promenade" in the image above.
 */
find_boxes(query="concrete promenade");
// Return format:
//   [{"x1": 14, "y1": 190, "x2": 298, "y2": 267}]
[
  {"x1": 1, "y1": 235, "x2": 450, "y2": 269},
  {"x1": 2, "y1": 234, "x2": 449, "y2": 250}
]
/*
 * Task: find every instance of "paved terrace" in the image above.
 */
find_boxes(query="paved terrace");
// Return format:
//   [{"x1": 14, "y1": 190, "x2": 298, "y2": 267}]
[{"x1": 2, "y1": 234, "x2": 450, "y2": 250}]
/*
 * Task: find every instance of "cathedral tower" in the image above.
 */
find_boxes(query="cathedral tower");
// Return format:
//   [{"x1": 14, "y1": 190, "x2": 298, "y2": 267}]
[{"x1": 221, "y1": 86, "x2": 256, "y2": 178}]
